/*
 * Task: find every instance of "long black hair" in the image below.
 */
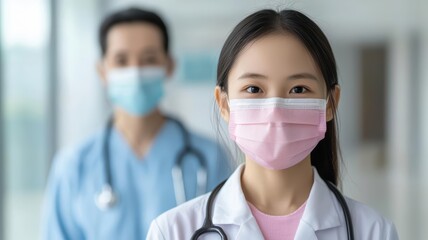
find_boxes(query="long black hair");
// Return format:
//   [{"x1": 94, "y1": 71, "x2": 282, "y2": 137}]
[{"x1": 216, "y1": 9, "x2": 340, "y2": 185}]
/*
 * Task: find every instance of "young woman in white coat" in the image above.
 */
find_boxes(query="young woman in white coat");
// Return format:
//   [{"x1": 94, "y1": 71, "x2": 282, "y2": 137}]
[{"x1": 146, "y1": 9, "x2": 399, "y2": 240}]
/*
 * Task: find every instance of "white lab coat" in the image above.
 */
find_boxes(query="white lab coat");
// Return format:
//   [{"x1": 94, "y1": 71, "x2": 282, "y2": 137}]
[{"x1": 147, "y1": 165, "x2": 399, "y2": 240}]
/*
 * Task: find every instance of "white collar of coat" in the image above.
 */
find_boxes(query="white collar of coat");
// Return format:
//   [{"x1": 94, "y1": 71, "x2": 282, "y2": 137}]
[{"x1": 212, "y1": 164, "x2": 342, "y2": 231}]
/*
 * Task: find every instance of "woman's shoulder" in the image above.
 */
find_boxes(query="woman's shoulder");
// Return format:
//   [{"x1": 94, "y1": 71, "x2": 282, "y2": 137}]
[
  {"x1": 147, "y1": 193, "x2": 210, "y2": 239},
  {"x1": 344, "y1": 197, "x2": 399, "y2": 239},
  {"x1": 158, "y1": 192, "x2": 208, "y2": 222}
]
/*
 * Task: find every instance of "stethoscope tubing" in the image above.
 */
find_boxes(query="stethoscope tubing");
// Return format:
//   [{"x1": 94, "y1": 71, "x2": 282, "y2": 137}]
[{"x1": 96, "y1": 116, "x2": 208, "y2": 210}]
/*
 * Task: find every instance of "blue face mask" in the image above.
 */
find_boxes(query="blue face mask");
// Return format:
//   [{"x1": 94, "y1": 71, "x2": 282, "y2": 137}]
[{"x1": 107, "y1": 67, "x2": 166, "y2": 116}]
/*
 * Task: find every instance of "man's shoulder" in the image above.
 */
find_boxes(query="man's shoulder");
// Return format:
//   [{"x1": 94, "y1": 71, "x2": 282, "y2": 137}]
[{"x1": 51, "y1": 130, "x2": 104, "y2": 180}]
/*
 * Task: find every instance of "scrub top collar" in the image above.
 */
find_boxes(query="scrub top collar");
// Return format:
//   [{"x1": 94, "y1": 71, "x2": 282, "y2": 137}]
[
  {"x1": 212, "y1": 164, "x2": 342, "y2": 232},
  {"x1": 109, "y1": 119, "x2": 180, "y2": 163}
]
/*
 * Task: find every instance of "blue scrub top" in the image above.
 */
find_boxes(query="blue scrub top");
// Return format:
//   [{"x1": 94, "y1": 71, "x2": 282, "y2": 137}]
[{"x1": 41, "y1": 119, "x2": 233, "y2": 240}]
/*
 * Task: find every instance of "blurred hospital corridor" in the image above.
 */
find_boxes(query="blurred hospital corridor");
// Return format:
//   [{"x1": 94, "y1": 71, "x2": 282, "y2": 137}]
[{"x1": 1, "y1": 0, "x2": 428, "y2": 239}]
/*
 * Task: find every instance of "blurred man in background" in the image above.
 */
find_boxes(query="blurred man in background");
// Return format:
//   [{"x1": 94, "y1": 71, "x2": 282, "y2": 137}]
[{"x1": 41, "y1": 7, "x2": 232, "y2": 239}]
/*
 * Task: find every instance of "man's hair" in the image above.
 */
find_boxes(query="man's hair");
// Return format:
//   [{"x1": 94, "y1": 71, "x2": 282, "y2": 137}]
[{"x1": 99, "y1": 7, "x2": 169, "y2": 56}]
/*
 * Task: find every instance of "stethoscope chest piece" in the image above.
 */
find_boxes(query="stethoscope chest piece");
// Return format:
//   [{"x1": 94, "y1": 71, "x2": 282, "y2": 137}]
[{"x1": 95, "y1": 184, "x2": 118, "y2": 210}]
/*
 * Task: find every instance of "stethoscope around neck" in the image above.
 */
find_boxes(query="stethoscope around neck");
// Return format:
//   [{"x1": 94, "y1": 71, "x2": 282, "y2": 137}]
[
  {"x1": 191, "y1": 179, "x2": 355, "y2": 240},
  {"x1": 94, "y1": 115, "x2": 208, "y2": 210}
]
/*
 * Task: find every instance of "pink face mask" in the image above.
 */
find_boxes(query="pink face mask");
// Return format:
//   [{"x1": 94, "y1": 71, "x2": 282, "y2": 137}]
[{"x1": 228, "y1": 98, "x2": 327, "y2": 170}]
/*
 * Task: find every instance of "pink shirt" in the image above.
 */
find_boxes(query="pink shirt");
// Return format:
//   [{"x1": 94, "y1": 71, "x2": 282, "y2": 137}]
[{"x1": 248, "y1": 201, "x2": 306, "y2": 240}]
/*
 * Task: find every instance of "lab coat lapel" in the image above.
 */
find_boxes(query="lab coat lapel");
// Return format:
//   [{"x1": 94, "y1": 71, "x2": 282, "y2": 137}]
[
  {"x1": 294, "y1": 221, "x2": 319, "y2": 240},
  {"x1": 234, "y1": 218, "x2": 264, "y2": 239},
  {"x1": 211, "y1": 164, "x2": 264, "y2": 239},
  {"x1": 294, "y1": 168, "x2": 342, "y2": 240}
]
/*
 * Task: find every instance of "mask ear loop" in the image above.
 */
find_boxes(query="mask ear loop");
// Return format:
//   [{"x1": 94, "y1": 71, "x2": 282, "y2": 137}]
[
  {"x1": 325, "y1": 90, "x2": 337, "y2": 123},
  {"x1": 326, "y1": 83, "x2": 340, "y2": 109},
  {"x1": 326, "y1": 96, "x2": 330, "y2": 109},
  {"x1": 325, "y1": 88, "x2": 333, "y2": 110},
  {"x1": 222, "y1": 94, "x2": 244, "y2": 165},
  {"x1": 222, "y1": 92, "x2": 230, "y2": 113}
]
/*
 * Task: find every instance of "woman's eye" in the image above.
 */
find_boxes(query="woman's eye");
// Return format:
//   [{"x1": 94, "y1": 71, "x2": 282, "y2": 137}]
[
  {"x1": 246, "y1": 86, "x2": 262, "y2": 94},
  {"x1": 290, "y1": 86, "x2": 308, "y2": 94}
]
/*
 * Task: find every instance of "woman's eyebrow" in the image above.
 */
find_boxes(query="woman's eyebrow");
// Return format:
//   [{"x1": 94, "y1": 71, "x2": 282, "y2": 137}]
[
  {"x1": 238, "y1": 72, "x2": 267, "y2": 80},
  {"x1": 237, "y1": 72, "x2": 319, "y2": 81},
  {"x1": 287, "y1": 73, "x2": 318, "y2": 81}
]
